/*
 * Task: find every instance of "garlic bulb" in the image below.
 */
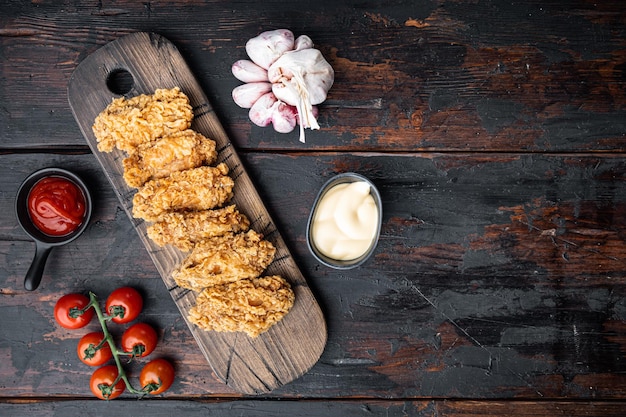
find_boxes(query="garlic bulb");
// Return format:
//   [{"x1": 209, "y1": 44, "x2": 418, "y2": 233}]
[
  {"x1": 232, "y1": 29, "x2": 334, "y2": 143},
  {"x1": 268, "y1": 48, "x2": 334, "y2": 136}
]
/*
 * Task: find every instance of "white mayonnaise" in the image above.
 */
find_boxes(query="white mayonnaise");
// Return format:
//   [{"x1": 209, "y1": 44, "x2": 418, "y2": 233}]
[{"x1": 311, "y1": 181, "x2": 379, "y2": 261}]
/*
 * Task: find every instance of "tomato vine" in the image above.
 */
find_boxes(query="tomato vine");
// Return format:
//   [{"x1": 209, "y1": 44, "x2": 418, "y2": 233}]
[{"x1": 54, "y1": 289, "x2": 175, "y2": 400}]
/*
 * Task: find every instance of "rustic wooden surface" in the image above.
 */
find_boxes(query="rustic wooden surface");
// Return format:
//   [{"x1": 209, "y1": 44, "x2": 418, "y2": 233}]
[{"x1": 1, "y1": 0, "x2": 625, "y2": 416}]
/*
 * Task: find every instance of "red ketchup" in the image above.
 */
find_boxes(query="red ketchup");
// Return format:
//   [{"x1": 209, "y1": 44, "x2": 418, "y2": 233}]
[{"x1": 27, "y1": 176, "x2": 86, "y2": 236}]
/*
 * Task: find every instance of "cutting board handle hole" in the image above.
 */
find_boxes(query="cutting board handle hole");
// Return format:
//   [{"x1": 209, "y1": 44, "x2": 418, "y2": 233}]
[{"x1": 106, "y1": 68, "x2": 134, "y2": 95}]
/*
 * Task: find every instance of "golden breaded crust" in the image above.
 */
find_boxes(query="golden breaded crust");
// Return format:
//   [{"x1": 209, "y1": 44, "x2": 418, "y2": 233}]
[
  {"x1": 147, "y1": 205, "x2": 250, "y2": 251},
  {"x1": 93, "y1": 87, "x2": 193, "y2": 153},
  {"x1": 188, "y1": 275, "x2": 295, "y2": 338},
  {"x1": 132, "y1": 163, "x2": 234, "y2": 222},
  {"x1": 123, "y1": 129, "x2": 218, "y2": 187},
  {"x1": 93, "y1": 87, "x2": 291, "y2": 338},
  {"x1": 172, "y1": 230, "x2": 276, "y2": 291}
]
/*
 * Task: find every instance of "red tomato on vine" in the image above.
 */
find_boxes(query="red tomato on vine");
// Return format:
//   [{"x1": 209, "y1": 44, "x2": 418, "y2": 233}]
[
  {"x1": 140, "y1": 358, "x2": 175, "y2": 395},
  {"x1": 90, "y1": 365, "x2": 125, "y2": 400},
  {"x1": 54, "y1": 293, "x2": 94, "y2": 329},
  {"x1": 77, "y1": 332, "x2": 113, "y2": 366},
  {"x1": 105, "y1": 287, "x2": 143, "y2": 324},
  {"x1": 121, "y1": 322, "x2": 158, "y2": 358}
]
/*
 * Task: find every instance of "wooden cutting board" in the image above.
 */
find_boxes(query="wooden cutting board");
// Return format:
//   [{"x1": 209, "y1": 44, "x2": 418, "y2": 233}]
[{"x1": 67, "y1": 32, "x2": 326, "y2": 394}]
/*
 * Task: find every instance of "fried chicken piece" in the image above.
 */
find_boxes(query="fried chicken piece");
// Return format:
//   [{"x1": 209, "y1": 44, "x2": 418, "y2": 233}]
[
  {"x1": 172, "y1": 230, "x2": 276, "y2": 291},
  {"x1": 188, "y1": 275, "x2": 295, "y2": 338},
  {"x1": 123, "y1": 129, "x2": 218, "y2": 188},
  {"x1": 93, "y1": 87, "x2": 193, "y2": 153},
  {"x1": 132, "y1": 163, "x2": 234, "y2": 222},
  {"x1": 147, "y1": 205, "x2": 250, "y2": 251}
]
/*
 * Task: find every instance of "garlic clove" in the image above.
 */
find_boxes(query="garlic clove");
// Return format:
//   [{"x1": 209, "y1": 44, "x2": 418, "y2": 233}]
[
  {"x1": 271, "y1": 101, "x2": 298, "y2": 133},
  {"x1": 248, "y1": 92, "x2": 297, "y2": 133},
  {"x1": 232, "y1": 82, "x2": 272, "y2": 108},
  {"x1": 232, "y1": 59, "x2": 269, "y2": 83},
  {"x1": 245, "y1": 29, "x2": 295, "y2": 70},
  {"x1": 294, "y1": 35, "x2": 314, "y2": 51},
  {"x1": 248, "y1": 92, "x2": 278, "y2": 127}
]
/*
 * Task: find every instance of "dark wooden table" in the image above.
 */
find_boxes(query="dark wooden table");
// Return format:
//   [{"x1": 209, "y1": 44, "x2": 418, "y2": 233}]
[{"x1": 1, "y1": 1, "x2": 625, "y2": 415}]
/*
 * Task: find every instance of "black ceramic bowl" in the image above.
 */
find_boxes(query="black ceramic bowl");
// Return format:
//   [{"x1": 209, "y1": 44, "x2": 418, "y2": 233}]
[
  {"x1": 306, "y1": 172, "x2": 382, "y2": 270},
  {"x1": 15, "y1": 168, "x2": 92, "y2": 290}
]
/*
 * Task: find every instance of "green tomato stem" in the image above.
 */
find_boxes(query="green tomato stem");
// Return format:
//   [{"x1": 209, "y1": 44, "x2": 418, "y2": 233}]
[
  {"x1": 88, "y1": 292, "x2": 144, "y2": 396},
  {"x1": 94, "y1": 337, "x2": 108, "y2": 351}
]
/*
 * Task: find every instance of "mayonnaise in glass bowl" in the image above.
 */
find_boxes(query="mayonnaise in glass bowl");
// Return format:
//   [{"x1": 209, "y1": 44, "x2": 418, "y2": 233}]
[{"x1": 306, "y1": 173, "x2": 383, "y2": 269}]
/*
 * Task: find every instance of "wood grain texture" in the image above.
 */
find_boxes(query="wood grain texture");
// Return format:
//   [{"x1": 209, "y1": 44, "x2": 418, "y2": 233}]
[
  {"x1": 1, "y1": 400, "x2": 625, "y2": 417},
  {"x1": 0, "y1": 0, "x2": 624, "y2": 152},
  {"x1": 67, "y1": 32, "x2": 326, "y2": 395},
  {"x1": 2, "y1": 152, "x2": 625, "y2": 399},
  {"x1": 1, "y1": 0, "x2": 626, "y2": 414}
]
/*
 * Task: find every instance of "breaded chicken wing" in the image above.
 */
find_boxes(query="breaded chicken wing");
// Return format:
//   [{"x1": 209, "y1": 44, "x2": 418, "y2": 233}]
[
  {"x1": 123, "y1": 129, "x2": 217, "y2": 188},
  {"x1": 188, "y1": 275, "x2": 294, "y2": 338},
  {"x1": 147, "y1": 205, "x2": 250, "y2": 251},
  {"x1": 93, "y1": 87, "x2": 193, "y2": 153},
  {"x1": 132, "y1": 163, "x2": 234, "y2": 222},
  {"x1": 172, "y1": 230, "x2": 276, "y2": 291}
]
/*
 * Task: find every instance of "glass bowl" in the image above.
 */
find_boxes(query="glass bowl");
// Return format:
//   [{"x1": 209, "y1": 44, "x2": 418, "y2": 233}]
[{"x1": 306, "y1": 172, "x2": 382, "y2": 270}]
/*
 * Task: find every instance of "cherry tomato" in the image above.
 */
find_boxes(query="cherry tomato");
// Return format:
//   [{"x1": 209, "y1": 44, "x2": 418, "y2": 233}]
[
  {"x1": 54, "y1": 293, "x2": 94, "y2": 329},
  {"x1": 77, "y1": 332, "x2": 113, "y2": 366},
  {"x1": 105, "y1": 287, "x2": 143, "y2": 324},
  {"x1": 139, "y1": 358, "x2": 175, "y2": 395},
  {"x1": 90, "y1": 365, "x2": 125, "y2": 400},
  {"x1": 121, "y1": 322, "x2": 157, "y2": 358}
]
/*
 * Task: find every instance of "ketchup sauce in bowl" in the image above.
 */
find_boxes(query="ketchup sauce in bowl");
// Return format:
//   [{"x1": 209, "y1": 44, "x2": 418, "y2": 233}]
[
  {"x1": 16, "y1": 168, "x2": 92, "y2": 290},
  {"x1": 27, "y1": 176, "x2": 87, "y2": 236}
]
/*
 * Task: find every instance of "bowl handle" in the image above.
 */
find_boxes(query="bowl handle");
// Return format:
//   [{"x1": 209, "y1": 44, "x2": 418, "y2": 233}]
[{"x1": 24, "y1": 241, "x2": 53, "y2": 291}]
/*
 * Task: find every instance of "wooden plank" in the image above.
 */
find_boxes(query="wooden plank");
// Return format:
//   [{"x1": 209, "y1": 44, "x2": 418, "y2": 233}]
[
  {"x1": 2, "y1": 152, "x2": 626, "y2": 399},
  {"x1": 1, "y1": 1, "x2": 624, "y2": 152},
  {"x1": 66, "y1": 32, "x2": 326, "y2": 394},
  {"x1": 1, "y1": 400, "x2": 626, "y2": 417}
]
